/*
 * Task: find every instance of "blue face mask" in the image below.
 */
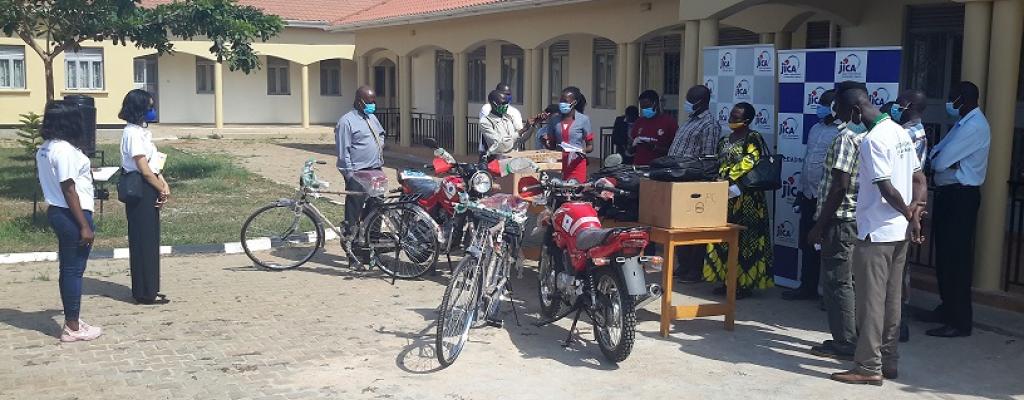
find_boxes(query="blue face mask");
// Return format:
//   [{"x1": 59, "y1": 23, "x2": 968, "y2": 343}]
[
  {"x1": 888, "y1": 105, "x2": 904, "y2": 123},
  {"x1": 505, "y1": 94, "x2": 514, "y2": 103},
  {"x1": 559, "y1": 102, "x2": 573, "y2": 114},
  {"x1": 144, "y1": 108, "x2": 157, "y2": 122},
  {"x1": 640, "y1": 107, "x2": 656, "y2": 119},
  {"x1": 945, "y1": 101, "x2": 960, "y2": 119},
  {"x1": 847, "y1": 122, "x2": 867, "y2": 134},
  {"x1": 815, "y1": 103, "x2": 832, "y2": 119},
  {"x1": 683, "y1": 101, "x2": 695, "y2": 114},
  {"x1": 363, "y1": 102, "x2": 376, "y2": 114}
]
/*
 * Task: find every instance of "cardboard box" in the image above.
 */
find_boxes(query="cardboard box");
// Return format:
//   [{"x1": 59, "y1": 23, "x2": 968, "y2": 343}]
[
  {"x1": 495, "y1": 162, "x2": 560, "y2": 198},
  {"x1": 638, "y1": 180, "x2": 728, "y2": 229},
  {"x1": 500, "y1": 150, "x2": 562, "y2": 164}
]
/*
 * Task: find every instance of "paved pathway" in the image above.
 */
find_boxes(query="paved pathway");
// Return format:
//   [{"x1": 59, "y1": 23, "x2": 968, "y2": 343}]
[{"x1": 1, "y1": 249, "x2": 1022, "y2": 400}]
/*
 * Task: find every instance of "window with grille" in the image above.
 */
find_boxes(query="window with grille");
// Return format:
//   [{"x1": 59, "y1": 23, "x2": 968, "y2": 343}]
[
  {"x1": 65, "y1": 48, "x2": 104, "y2": 91},
  {"x1": 196, "y1": 58, "x2": 215, "y2": 94},
  {"x1": 549, "y1": 40, "x2": 569, "y2": 104},
  {"x1": 0, "y1": 46, "x2": 25, "y2": 89},
  {"x1": 718, "y1": 27, "x2": 759, "y2": 46},
  {"x1": 592, "y1": 38, "x2": 617, "y2": 109},
  {"x1": 468, "y1": 47, "x2": 486, "y2": 102},
  {"x1": 320, "y1": 59, "x2": 342, "y2": 96},
  {"x1": 501, "y1": 45, "x2": 524, "y2": 104},
  {"x1": 904, "y1": 3, "x2": 964, "y2": 100},
  {"x1": 267, "y1": 57, "x2": 290, "y2": 95}
]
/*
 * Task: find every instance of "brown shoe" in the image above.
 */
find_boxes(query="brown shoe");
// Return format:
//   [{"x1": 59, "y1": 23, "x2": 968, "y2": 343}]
[
  {"x1": 830, "y1": 370, "x2": 883, "y2": 386},
  {"x1": 882, "y1": 366, "x2": 898, "y2": 380}
]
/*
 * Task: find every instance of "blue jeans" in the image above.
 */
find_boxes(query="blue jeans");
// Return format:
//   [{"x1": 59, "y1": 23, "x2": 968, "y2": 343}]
[{"x1": 47, "y1": 206, "x2": 94, "y2": 322}]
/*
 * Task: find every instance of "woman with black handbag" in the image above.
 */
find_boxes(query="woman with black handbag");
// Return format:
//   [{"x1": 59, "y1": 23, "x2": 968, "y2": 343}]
[
  {"x1": 118, "y1": 89, "x2": 169, "y2": 305},
  {"x1": 703, "y1": 102, "x2": 774, "y2": 299}
]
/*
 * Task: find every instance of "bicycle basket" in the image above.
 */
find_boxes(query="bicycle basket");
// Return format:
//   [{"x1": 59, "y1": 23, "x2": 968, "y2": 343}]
[{"x1": 350, "y1": 170, "x2": 389, "y2": 197}]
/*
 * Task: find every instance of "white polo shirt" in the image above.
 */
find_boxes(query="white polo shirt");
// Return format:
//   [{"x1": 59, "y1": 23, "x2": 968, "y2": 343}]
[
  {"x1": 856, "y1": 116, "x2": 921, "y2": 242},
  {"x1": 120, "y1": 123, "x2": 156, "y2": 172},
  {"x1": 36, "y1": 140, "x2": 95, "y2": 212}
]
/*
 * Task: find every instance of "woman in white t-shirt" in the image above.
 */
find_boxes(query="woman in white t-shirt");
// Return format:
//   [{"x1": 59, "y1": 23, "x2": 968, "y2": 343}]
[
  {"x1": 36, "y1": 101, "x2": 103, "y2": 342},
  {"x1": 118, "y1": 89, "x2": 170, "y2": 305}
]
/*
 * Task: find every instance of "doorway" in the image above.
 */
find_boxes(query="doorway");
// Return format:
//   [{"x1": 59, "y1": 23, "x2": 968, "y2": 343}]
[
  {"x1": 133, "y1": 56, "x2": 159, "y2": 120},
  {"x1": 435, "y1": 50, "x2": 454, "y2": 116},
  {"x1": 373, "y1": 59, "x2": 396, "y2": 109}
]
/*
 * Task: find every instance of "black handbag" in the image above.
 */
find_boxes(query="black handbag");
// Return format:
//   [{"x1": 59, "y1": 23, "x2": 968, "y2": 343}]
[
  {"x1": 736, "y1": 133, "x2": 782, "y2": 191},
  {"x1": 648, "y1": 154, "x2": 719, "y2": 182},
  {"x1": 117, "y1": 170, "x2": 144, "y2": 203}
]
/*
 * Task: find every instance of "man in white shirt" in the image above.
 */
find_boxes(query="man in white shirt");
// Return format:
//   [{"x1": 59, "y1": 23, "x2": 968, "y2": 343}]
[
  {"x1": 925, "y1": 81, "x2": 991, "y2": 338},
  {"x1": 830, "y1": 88, "x2": 926, "y2": 386},
  {"x1": 480, "y1": 82, "x2": 523, "y2": 132}
]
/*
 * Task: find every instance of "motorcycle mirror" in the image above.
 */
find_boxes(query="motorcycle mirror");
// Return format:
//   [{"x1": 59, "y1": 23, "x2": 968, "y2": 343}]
[
  {"x1": 518, "y1": 176, "x2": 543, "y2": 198},
  {"x1": 603, "y1": 153, "x2": 623, "y2": 168},
  {"x1": 423, "y1": 137, "x2": 439, "y2": 150}
]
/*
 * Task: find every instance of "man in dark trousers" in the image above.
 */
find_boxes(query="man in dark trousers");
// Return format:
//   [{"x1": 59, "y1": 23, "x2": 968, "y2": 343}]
[
  {"x1": 335, "y1": 86, "x2": 386, "y2": 268},
  {"x1": 785, "y1": 90, "x2": 839, "y2": 300},
  {"x1": 924, "y1": 81, "x2": 991, "y2": 338}
]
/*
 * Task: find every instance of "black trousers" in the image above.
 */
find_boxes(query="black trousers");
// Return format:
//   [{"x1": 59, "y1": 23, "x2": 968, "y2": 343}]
[
  {"x1": 797, "y1": 195, "x2": 822, "y2": 294},
  {"x1": 126, "y1": 179, "x2": 161, "y2": 301},
  {"x1": 933, "y1": 184, "x2": 981, "y2": 332}
]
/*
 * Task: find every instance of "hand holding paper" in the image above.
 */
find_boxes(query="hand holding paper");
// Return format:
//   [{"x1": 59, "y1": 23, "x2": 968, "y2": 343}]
[
  {"x1": 728, "y1": 184, "x2": 742, "y2": 199},
  {"x1": 149, "y1": 152, "x2": 167, "y2": 174}
]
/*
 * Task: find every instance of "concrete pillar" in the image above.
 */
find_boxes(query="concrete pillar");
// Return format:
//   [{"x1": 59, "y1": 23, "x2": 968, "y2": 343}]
[
  {"x1": 682, "y1": 20, "x2": 700, "y2": 92},
  {"x1": 530, "y1": 47, "x2": 544, "y2": 115},
  {"x1": 625, "y1": 42, "x2": 641, "y2": 104},
  {"x1": 300, "y1": 64, "x2": 310, "y2": 128},
  {"x1": 214, "y1": 61, "x2": 224, "y2": 129},
  {"x1": 759, "y1": 33, "x2": 776, "y2": 45},
  {"x1": 356, "y1": 54, "x2": 368, "y2": 87},
  {"x1": 541, "y1": 47, "x2": 551, "y2": 106},
  {"x1": 398, "y1": 54, "x2": 413, "y2": 147},
  {"x1": 774, "y1": 31, "x2": 793, "y2": 51},
  {"x1": 453, "y1": 51, "x2": 469, "y2": 156},
  {"x1": 962, "y1": 0, "x2": 993, "y2": 102},
  {"x1": 975, "y1": 0, "x2": 1023, "y2": 291},
  {"x1": 524, "y1": 48, "x2": 537, "y2": 116},
  {"x1": 697, "y1": 18, "x2": 718, "y2": 78},
  {"x1": 615, "y1": 42, "x2": 629, "y2": 112}
]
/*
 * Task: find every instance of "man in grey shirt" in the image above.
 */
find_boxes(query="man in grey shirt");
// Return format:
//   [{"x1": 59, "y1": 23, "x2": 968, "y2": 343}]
[{"x1": 336, "y1": 86, "x2": 385, "y2": 238}]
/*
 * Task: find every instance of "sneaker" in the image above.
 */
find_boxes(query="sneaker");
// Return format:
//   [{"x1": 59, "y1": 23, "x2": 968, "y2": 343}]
[{"x1": 60, "y1": 321, "x2": 102, "y2": 342}]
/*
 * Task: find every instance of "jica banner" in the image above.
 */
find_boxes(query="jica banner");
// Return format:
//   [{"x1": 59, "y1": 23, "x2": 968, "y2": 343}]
[
  {"x1": 774, "y1": 46, "x2": 902, "y2": 287},
  {"x1": 702, "y1": 44, "x2": 777, "y2": 148}
]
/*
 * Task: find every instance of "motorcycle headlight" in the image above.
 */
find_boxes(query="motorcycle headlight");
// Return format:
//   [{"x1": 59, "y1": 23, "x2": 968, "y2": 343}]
[{"x1": 470, "y1": 171, "x2": 492, "y2": 194}]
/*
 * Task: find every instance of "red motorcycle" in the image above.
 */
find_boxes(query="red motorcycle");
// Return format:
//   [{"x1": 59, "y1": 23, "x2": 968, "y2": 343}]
[{"x1": 518, "y1": 175, "x2": 663, "y2": 363}]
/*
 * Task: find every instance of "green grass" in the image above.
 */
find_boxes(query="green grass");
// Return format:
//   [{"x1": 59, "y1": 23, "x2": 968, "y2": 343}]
[{"x1": 0, "y1": 143, "x2": 341, "y2": 253}]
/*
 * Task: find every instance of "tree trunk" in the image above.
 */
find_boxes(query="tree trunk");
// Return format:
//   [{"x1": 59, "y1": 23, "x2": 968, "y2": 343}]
[{"x1": 44, "y1": 58, "x2": 55, "y2": 102}]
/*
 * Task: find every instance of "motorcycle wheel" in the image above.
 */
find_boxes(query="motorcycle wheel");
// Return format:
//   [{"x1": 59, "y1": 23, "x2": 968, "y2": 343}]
[
  {"x1": 537, "y1": 243, "x2": 566, "y2": 319},
  {"x1": 593, "y1": 267, "x2": 636, "y2": 363}
]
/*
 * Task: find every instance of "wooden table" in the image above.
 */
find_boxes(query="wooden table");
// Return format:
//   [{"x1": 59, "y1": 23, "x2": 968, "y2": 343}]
[{"x1": 602, "y1": 220, "x2": 745, "y2": 336}]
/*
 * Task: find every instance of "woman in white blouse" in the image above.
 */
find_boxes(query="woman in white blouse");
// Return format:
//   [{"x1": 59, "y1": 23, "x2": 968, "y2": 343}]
[
  {"x1": 118, "y1": 89, "x2": 170, "y2": 305},
  {"x1": 36, "y1": 101, "x2": 103, "y2": 342}
]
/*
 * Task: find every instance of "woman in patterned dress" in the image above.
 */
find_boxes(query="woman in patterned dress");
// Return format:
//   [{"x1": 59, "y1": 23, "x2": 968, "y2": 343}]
[{"x1": 704, "y1": 102, "x2": 774, "y2": 299}]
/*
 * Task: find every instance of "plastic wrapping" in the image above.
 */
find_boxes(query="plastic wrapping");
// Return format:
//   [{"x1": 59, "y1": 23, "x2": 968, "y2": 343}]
[{"x1": 350, "y1": 170, "x2": 389, "y2": 197}]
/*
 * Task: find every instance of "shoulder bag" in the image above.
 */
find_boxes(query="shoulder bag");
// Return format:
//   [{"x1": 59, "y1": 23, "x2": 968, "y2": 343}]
[
  {"x1": 736, "y1": 133, "x2": 782, "y2": 191},
  {"x1": 117, "y1": 169, "x2": 144, "y2": 203}
]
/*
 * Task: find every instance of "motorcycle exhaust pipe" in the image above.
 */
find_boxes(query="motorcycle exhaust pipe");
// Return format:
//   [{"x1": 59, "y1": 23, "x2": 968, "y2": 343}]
[{"x1": 634, "y1": 283, "x2": 663, "y2": 309}]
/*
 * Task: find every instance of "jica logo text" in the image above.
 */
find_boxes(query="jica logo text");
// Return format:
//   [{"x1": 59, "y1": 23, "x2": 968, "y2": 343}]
[
  {"x1": 755, "y1": 109, "x2": 770, "y2": 127},
  {"x1": 870, "y1": 88, "x2": 890, "y2": 107},
  {"x1": 781, "y1": 173, "x2": 801, "y2": 201},
  {"x1": 837, "y1": 54, "x2": 861, "y2": 75},
  {"x1": 781, "y1": 55, "x2": 800, "y2": 74},
  {"x1": 806, "y1": 86, "x2": 827, "y2": 107}
]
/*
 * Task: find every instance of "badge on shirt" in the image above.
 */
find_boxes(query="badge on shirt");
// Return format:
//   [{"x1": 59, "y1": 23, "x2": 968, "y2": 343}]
[{"x1": 657, "y1": 129, "x2": 664, "y2": 136}]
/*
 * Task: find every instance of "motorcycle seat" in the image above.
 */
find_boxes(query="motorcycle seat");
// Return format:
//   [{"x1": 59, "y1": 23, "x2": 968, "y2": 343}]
[
  {"x1": 404, "y1": 178, "x2": 439, "y2": 197},
  {"x1": 576, "y1": 227, "x2": 622, "y2": 250}
]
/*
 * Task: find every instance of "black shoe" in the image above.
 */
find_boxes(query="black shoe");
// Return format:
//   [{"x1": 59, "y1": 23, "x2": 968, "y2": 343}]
[
  {"x1": 781, "y1": 289, "x2": 819, "y2": 301},
  {"x1": 676, "y1": 275, "x2": 703, "y2": 284},
  {"x1": 810, "y1": 343, "x2": 854, "y2": 361},
  {"x1": 136, "y1": 294, "x2": 169, "y2": 305},
  {"x1": 925, "y1": 325, "x2": 971, "y2": 338},
  {"x1": 899, "y1": 323, "x2": 910, "y2": 343},
  {"x1": 712, "y1": 285, "x2": 752, "y2": 299},
  {"x1": 916, "y1": 308, "x2": 946, "y2": 324},
  {"x1": 882, "y1": 366, "x2": 898, "y2": 380}
]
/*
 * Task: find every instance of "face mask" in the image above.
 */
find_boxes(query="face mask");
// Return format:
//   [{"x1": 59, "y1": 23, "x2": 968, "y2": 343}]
[
  {"x1": 640, "y1": 107, "x2": 656, "y2": 119},
  {"x1": 494, "y1": 103, "x2": 509, "y2": 116},
  {"x1": 505, "y1": 94, "x2": 513, "y2": 103},
  {"x1": 816, "y1": 103, "x2": 832, "y2": 119},
  {"x1": 888, "y1": 105, "x2": 904, "y2": 123},
  {"x1": 683, "y1": 101, "x2": 695, "y2": 114},
  {"x1": 362, "y1": 102, "x2": 376, "y2": 115},
  {"x1": 945, "y1": 101, "x2": 960, "y2": 119},
  {"x1": 144, "y1": 108, "x2": 157, "y2": 122},
  {"x1": 845, "y1": 109, "x2": 867, "y2": 134},
  {"x1": 728, "y1": 121, "x2": 747, "y2": 130},
  {"x1": 559, "y1": 102, "x2": 573, "y2": 114}
]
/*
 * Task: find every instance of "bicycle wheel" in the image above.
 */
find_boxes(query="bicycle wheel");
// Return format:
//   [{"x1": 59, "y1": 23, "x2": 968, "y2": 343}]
[
  {"x1": 436, "y1": 256, "x2": 482, "y2": 367},
  {"x1": 364, "y1": 205, "x2": 440, "y2": 279},
  {"x1": 241, "y1": 203, "x2": 323, "y2": 270}
]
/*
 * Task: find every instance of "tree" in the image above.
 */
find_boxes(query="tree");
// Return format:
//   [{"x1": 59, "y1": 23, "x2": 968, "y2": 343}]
[
  {"x1": 15, "y1": 111, "x2": 42, "y2": 155},
  {"x1": 0, "y1": 0, "x2": 284, "y2": 101}
]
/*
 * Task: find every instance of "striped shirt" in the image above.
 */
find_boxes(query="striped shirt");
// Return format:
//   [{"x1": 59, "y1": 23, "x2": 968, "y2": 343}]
[
  {"x1": 668, "y1": 110, "x2": 721, "y2": 158},
  {"x1": 904, "y1": 120, "x2": 927, "y2": 165},
  {"x1": 815, "y1": 127, "x2": 863, "y2": 221}
]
